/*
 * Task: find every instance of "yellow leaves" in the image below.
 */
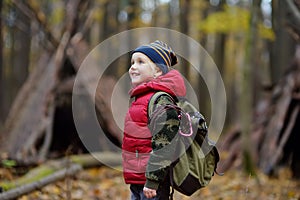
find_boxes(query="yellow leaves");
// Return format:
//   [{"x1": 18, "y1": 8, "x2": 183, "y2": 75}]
[
  {"x1": 87, "y1": 168, "x2": 101, "y2": 177},
  {"x1": 259, "y1": 24, "x2": 276, "y2": 40},
  {"x1": 49, "y1": 5, "x2": 65, "y2": 26},
  {"x1": 19, "y1": 196, "x2": 29, "y2": 200},
  {"x1": 288, "y1": 190, "x2": 298, "y2": 198},
  {"x1": 99, "y1": 178, "x2": 116, "y2": 190},
  {"x1": 199, "y1": 5, "x2": 275, "y2": 41},
  {"x1": 93, "y1": 6, "x2": 104, "y2": 22},
  {"x1": 28, "y1": 0, "x2": 47, "y2": 23},
  {"x1": 199, "y1": 6, "x2": 250, "y2": 34}
]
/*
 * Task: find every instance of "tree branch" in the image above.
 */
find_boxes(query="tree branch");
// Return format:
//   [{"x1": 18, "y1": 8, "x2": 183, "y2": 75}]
[
  {"x1": 0, "y1": 164, "x2": 82, "y2": 200},
  {"x1": 11, "y1": 0, "x2": 59, "y2": 50},
  {"x1": 0, "y1": 152, "x2": 121, "y2": 199},
  {"x1": 287, "y1": 0, "x2": 300, "y2": 22},
  {"x1": 286, "y1": 0, "x2": 300, "y2": 37}
]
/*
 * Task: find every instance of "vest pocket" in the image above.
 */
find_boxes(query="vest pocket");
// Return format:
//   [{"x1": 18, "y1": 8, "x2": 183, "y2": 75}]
[{"x1": 122, "y1": 150, "x2": 150, "y2": 173}]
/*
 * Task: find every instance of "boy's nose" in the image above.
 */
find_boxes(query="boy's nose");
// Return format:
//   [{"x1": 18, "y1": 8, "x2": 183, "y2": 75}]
[{"x1": 129, "y1": 64, "x2": 136, "y2": 71}]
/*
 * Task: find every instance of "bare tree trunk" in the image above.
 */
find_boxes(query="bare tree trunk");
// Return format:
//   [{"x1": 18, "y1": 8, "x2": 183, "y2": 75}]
[
  {"x1": 11, "y1": 4, "x2": 30, "y2": 92},
  {"x1": 179, "y1": 0, "x2": 190, "y2": 78},
  {"x1": 2, "y1": 52, "x2": 55, "y2": 163},
  {"x1": 101, "y1": 0, "x2": 119, "y2": 40},
  {"x1": 240, "y1": 0, "x2": 262, "y2": 175},
  {"x1": 101, "y1": 0, "x2": 121, "y2": 77},
  {"x1": 219, "y1": 52, "x2": 300, "y2": 176},
  {"x1": 0, "y1": 0, "x2": 3, "y2": 125},
  {"x1": 0, "y1": 1, "x2": 30, "y2": 131},
  {"x1": 270, "y1": 0, "x2": 295, "y2": 85},
  {"x1": 0, "y1": 0, "x2": 83, "y2": 164}
]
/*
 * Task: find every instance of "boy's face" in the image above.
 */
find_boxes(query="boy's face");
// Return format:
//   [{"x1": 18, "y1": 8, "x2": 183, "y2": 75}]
[{"x1": 129, "y1": 52, "x2": 162, "y2": 87}]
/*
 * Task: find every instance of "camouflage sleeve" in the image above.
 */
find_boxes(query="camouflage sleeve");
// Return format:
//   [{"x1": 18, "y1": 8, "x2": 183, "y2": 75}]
[{"x1": 145, "y1": 94, "x2": 180, "y2": 190}]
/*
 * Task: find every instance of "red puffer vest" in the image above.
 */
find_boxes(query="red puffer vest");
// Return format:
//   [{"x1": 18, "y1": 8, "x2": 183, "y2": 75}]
[{"x1": 122, "y1": 70, "x2": 186, "y2": 185}]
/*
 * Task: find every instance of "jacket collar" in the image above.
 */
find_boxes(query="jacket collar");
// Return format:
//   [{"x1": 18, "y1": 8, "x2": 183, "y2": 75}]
[{"x1": 129, "y1": 69, "x2": 186, "y2": 98}]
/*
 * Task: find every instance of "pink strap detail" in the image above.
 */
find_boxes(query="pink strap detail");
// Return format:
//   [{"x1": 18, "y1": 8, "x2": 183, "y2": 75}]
[{"x1": 178, "y1": 112, "x2": 193, "y2": 137}]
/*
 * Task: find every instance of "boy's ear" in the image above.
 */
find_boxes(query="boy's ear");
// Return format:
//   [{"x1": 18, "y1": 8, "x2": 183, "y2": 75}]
[{"x1": 154, "y1": 68, "x2": 163, "y2": 77}]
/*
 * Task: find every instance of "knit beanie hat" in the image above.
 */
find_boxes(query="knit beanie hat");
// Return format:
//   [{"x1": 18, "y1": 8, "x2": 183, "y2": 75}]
[{"x1": 132, "y1": 40, "x2": 178, "y2": 74}]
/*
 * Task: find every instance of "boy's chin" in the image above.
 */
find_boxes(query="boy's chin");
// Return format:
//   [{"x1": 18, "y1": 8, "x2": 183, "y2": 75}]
[
  {"x1": 131, "y1": 77, "x2": 154, "y2": 87},
  {"x1": 131, "y1": 81, "x2": 139, "y2": 87},
  {"x1": 131, "y1": 79, "x2": 142, "y2": 87}
]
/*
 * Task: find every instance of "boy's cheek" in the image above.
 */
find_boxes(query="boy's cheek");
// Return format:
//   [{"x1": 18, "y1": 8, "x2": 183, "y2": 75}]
[{"x1": 130, "y1": 78, "x2": 140, "y2": 87}]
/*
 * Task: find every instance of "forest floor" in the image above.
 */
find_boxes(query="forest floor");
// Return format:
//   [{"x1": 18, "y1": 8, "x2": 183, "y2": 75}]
[{"x1": 7, "y1": 165, "x2": 300, "y2": 200}]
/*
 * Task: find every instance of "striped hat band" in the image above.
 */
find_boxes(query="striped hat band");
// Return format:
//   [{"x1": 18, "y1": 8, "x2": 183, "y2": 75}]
[{"x1": 132, "y1": 40, "x2": 178, "y2": 74}]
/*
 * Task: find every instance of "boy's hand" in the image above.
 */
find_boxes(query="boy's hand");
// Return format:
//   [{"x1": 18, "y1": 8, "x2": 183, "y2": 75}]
[{"x1": 143, "y1": 187, "x2": 157, "y2": 198}]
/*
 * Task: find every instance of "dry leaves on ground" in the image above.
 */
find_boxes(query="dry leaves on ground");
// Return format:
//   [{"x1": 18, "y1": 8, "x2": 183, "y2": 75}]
[{"x1": 11, "y1": 166, "x2": 300, "y2": 200}]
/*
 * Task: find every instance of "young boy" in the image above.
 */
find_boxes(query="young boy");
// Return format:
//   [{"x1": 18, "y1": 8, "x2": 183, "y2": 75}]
[{"x1": 122, "y1": 41, "x2": 186, "y2": 199}]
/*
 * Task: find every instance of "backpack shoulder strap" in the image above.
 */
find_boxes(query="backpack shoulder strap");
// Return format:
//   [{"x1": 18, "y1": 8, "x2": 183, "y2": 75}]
[{"x1": 148, "y1": 91, "x2": 175, "y2": 118}]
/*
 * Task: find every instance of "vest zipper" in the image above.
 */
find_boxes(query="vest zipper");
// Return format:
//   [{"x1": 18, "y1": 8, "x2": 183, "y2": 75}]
[{"x1": 135, "y1": 149, "x2": 138, "y2": 158}]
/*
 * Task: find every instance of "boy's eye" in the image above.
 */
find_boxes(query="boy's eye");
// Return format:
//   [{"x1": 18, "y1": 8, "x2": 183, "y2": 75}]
[
  {"x1": 138, "y1": 59, "x2": 145, "y2": 64},
  {"x1": 131, "y1": 58, "x2": 145, "y2": 65}
]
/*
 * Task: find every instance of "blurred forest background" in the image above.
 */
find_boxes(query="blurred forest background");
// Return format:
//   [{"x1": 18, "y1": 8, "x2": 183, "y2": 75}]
[{"x1": 0, "y1": 0, "x2": 300, "y2": 199}]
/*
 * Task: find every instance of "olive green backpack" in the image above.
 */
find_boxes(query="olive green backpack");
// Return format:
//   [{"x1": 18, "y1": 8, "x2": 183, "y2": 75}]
[{"x1": 148, "y1": 91, "x2": 222, "y2": 197}]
